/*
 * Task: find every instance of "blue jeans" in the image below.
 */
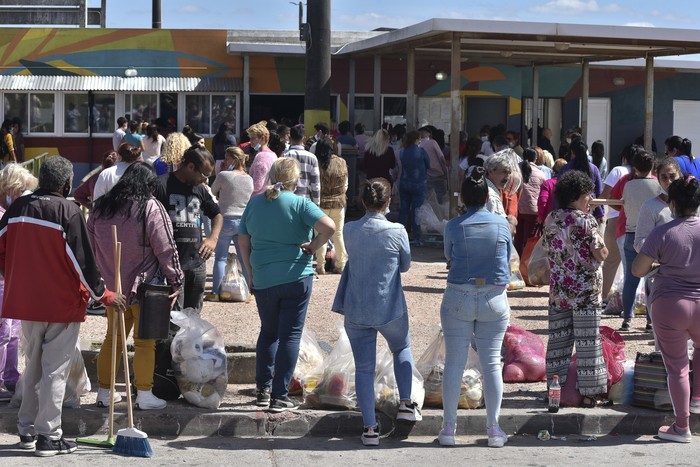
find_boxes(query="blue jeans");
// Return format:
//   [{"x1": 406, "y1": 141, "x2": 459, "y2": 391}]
[
  {"x1": 440, "y1": 283, "x2": 510, "y2": 428},
  {"x1": 254, "y1": 276, "x2": 313, "y2": 398},
  {"x1": 622, "y1": 232, "x2": 640, "y2": 320},
  {"x1": 345, "y1": 313, "x2": 414, "y2": 428},
  {"x1": 211, "y1": 216, "x2": 249, "y2": 294},
  {"x1": 398, "y1": 181, "x2": 427, "y2": 242}
]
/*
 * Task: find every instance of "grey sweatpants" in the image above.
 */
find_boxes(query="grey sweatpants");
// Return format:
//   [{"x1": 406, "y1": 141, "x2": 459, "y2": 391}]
[{"x1": 18, "y1": 321, "x2": 80, "y2": 440}]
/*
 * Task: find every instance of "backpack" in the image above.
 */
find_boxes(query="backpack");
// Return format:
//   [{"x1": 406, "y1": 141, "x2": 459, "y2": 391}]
[{"x1": 152, "y1": 336, "x2": 181, "y2": 401}]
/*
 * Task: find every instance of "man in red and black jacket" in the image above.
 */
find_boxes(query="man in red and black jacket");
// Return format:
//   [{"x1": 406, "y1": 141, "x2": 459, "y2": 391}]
[{"x1": 0, "y1": 156, "x2": 126, "y2": 457}]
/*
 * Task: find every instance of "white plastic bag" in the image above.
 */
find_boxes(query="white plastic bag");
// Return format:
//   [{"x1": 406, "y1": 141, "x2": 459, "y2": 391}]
[
  {"x1": 219, "y1": 252, "x2": 249, "y2": 302},
  {"x1": 416, "y1": 203, "x2": 447, "y2": 235},
  {"x1": 171, "y1": 309, "x2": 227, "y2": 409}
]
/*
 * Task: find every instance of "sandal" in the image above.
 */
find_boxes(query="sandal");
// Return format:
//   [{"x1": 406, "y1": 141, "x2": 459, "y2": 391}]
[
  {"x1": 658, "y1": 424, "x2": 692, "y2": 443},
  {"x1": 580, "y1": 396, "x2": 613, "y2": 408}
]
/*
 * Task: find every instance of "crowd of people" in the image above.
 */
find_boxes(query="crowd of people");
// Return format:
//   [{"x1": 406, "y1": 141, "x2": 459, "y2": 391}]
[{"x1": 2, "y1": 113, "x2": 700, "y2": 455}]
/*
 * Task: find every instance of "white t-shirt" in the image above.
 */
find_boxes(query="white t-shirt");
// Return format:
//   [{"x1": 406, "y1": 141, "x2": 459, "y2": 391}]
[
  {"x1": 112, "y1": 128, "x2": 125, "y2": 151},
  {"x1": 142, "y1": 134, "x2": 166, "y2": 164},
  {"x1": 603, "y1": 165, "x2": 631, "y2": 219},
  {"x1": 92, "y1": 161, "x2": 132, "y2": 200}
]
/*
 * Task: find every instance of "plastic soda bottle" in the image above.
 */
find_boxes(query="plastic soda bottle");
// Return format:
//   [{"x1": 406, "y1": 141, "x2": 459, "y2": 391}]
[{"x1": 548, "y1": 375, "x2": 561, "y2": 413}]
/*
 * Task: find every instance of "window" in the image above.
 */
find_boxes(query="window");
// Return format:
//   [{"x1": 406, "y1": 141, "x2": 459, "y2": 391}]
[
  {"x1": 159, "y1": 93, "x2": 177, "y2": 132},
  {"x1": 211, "y1": 95, "x2": 237, "y2": 135},
  {"x1": 185, "y1": 95, "x2": 211, "y2": 134},
  {"x1": 382, "y1": 96, "x2": 406, "y2": 126},
  {"x1": 93, "y1": 94, "x2": 115, "y2": 133},
  {"x1": 354, "y1": 96, "x2": 374, "y2": 132},
  {"x1": 3, "y1": 93, "x2": 27, "y2": 129},
  {"x1": 64, "y1": 93, "x2": 89, "y2": 133},
  {"x1": 29, "y1": 94, "x2": 55, "y2": 133},
  {"x1": 126, "y1": 93, "x2": 158, "y2": 124}
]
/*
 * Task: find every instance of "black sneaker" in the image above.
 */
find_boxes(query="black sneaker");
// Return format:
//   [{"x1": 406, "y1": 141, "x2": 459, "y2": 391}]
[
  {"x1": 18, "y1": 434, "x2": 36, "y2": 450},
  {"x1": 619, "y1": 319, "x2": 631, "y2": 332},
  {"x1": 268, "y1": 396, "x2": 299, "y2": 413},
  {"x1": 34, "y1": 435, "x2": 77, "y2": 457},
  {"x1": 256, "y1": 387, "x2": 271, "y2": 407},
  {"x1": 645, "y1": 322, "x2": 653, "y2": 332},
  {"x1": 86, "y1": 300, "x2": 106, "y2": 316}
]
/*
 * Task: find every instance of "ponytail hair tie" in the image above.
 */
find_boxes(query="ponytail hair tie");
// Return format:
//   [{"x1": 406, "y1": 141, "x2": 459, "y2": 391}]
[
  {"x1": 273, "y1": 182, "x2": 284, "y2": 192},
  {"x1": 688, "y1": 175, "x2": 696, "y2": 181}
]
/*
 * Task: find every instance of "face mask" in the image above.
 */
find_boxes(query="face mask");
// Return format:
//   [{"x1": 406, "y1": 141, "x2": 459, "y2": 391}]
[
  {"x1": 481, "y1": 136, "x2": 489, "y2": 142},
  {"x1": 228, "y1": 164, "x2": 235, "y2": 171},
  {"x1": 566, "y1": 138, "x2": 572, "y2": 144},
  {"x1": 5, "y1": 195, "x2": 11, "y2": 207},
  {"x1": 384, "y1": 207, "x2": 390, "y2": 215},
  {"x1": 63, "y1": 185, "x2": 71, "y2": 198},
  {"x1": 254, "y1": 143, "x2": 262, "y2": 151}
]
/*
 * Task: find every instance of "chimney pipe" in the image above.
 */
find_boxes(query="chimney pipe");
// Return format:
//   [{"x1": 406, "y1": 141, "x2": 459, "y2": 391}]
[{"x1": 152, "y1": 0, "x2": 161, "y2": 28}]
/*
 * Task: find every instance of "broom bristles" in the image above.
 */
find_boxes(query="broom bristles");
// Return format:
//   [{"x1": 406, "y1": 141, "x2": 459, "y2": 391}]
[{"x1": 113, "y1": 427, "x2": 153, "y2": 458}]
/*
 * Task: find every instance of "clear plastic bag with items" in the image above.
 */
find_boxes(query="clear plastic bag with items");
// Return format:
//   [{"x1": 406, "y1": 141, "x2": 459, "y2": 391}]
[
  {"x1": 288, "y1": 328, "x2": 325, "y2": 395},
  {"x1": 170, "y1": 309, "x2": 227, "y2": 409},
  {"x1": 303, "y1": 324, "x2": 357, "y2": 410},
  {"x1": 415, "y1": 328, "x2": 483, "y2": 409},
  {"x1": 374, "y1": 345, "x2": 425, "y2": 417}
]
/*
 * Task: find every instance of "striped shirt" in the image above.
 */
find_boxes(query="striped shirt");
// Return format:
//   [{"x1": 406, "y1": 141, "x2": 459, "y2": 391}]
[{"x1": 284, "y1": 145, "x2": 321, "y2": 205}]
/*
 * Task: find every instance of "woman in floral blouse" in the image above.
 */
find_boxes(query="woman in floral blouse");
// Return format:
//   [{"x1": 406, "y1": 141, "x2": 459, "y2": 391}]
[{"x1": 543, "y1": 170, "x2": 609, "y2": 406}]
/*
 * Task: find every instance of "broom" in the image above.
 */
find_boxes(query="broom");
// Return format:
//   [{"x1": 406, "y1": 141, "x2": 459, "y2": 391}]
[
  {"x1": 111, "y1": 229, "x2": 154, "y2": 458},
  {"x1": 76, "y1": 227, "x2": 121, "y2": 448}
]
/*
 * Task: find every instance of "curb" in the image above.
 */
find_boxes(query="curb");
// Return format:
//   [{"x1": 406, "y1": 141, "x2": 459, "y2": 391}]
[{"x1": 0, "y1": 403, "x2": 680, "y2": 438}]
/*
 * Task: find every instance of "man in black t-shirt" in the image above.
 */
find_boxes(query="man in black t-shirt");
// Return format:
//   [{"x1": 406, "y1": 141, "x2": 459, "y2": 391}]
[{"x1": 154, "y1": 146, "x2": 222, "y2": 311}]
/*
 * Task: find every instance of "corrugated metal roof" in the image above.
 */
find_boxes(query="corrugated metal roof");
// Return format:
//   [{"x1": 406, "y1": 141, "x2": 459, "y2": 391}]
[{"x1": 0, "y1": 76, "x2": 243, "y2": 92}]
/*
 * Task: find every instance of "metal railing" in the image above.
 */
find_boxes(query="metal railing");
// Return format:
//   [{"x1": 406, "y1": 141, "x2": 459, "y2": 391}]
[{"x1": 19, "y1": 152, "x2": 49, "y2": 178}]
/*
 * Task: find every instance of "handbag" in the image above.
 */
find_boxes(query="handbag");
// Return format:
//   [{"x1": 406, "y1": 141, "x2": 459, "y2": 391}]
[
  {"x1": 136, "y1": 213, "x2": 172, "y2": 340},
  {"x1": 631, "y1": 351, "x2": 672, "y2": 411}
]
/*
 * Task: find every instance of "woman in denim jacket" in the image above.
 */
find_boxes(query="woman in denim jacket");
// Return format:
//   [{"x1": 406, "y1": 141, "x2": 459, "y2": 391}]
[
  {"x1": 332, "y1": 178, "x2": 420, "y2": 447},
  {"x1": 438, "y1": 166, "x2": 511, "y2": 448}
]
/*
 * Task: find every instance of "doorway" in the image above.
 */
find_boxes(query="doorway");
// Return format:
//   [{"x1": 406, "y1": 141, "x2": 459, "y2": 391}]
[{"x1": 465, "y1": 97, "x2": 508, "y2": 140}]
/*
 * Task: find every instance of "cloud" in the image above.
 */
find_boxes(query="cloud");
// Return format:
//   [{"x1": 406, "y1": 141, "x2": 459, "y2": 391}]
[
  {"x1": 624, "y1": 22, "x2": 655, "y2": 27},
  {"x1": 177, "y1": 4, "x2": 209, "y2": 14},
  {"x1": 530, "y1": 0, "x2": 620, "y2": 14},
  {"x1": 332, "y1": 13, "x2": 418, "y2": 31}
]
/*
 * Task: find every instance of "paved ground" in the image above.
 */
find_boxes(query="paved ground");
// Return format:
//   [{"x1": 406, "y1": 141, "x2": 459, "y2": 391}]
[{"x1": 0, "y1": 433, "x2": 696, "y2": 466}]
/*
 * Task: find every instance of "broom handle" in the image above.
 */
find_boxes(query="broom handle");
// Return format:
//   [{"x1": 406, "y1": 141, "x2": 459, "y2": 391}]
[
  {"x1": 108, "y1": 225, "x2": 119, "y2": 439},
  {"x1": 115, "y1": 242, "x2": 135, "y2": 429}
]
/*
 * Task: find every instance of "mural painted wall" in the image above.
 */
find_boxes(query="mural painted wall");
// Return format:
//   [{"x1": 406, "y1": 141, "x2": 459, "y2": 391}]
[{"x1": 0, "y1": 28, "x2": 239, "y2": 77}]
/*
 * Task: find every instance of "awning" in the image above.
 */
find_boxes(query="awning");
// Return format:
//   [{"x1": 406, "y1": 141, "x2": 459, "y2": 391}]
[{"x1": 0, "y1": 76, "x2": 243, "y2": 92}]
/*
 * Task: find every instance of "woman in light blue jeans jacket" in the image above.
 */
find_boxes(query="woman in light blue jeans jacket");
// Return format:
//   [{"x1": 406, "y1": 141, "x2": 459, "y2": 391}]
[
  {"x1": 439, "y1": 166, "x2": 511, "y2": 448},
  {"x1": 332, "y1": 177, "x2": 420, "y2": 447}
]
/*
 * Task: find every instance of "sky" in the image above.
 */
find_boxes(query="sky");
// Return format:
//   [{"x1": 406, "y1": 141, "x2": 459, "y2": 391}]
[{"x1": 101, "y1": 0, "x2": 697, "y2": 32}]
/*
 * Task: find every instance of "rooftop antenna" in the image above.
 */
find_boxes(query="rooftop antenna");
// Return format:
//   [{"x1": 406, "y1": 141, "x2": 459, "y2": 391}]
[{"x1": 290, "y1": 2, "x2": 307, "y2": 41}]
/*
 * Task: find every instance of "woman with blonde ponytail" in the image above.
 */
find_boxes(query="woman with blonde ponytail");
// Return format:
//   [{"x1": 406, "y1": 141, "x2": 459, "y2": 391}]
[{"x1": 238, "y1": 157, "x2": 335, "y2": 412}]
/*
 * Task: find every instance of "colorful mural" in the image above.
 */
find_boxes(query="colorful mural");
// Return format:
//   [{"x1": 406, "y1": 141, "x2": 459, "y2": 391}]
[{"x1": 0, "y1": 28, "x2": 238, "y2": 78}]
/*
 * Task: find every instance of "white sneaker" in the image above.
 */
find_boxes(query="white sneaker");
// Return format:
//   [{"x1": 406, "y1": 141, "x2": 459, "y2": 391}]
[
  {"x1": 135, "y1": 389, "x2": 167, "y2": 410},
  {"x1": 438, "y1": 424, "x2": 456, "y2": 446},
  {"x1": 361, "y1": 426, "x2": 379, "y2": 446},
  {"x1": 690, "y1": 399, "x2": 700, "y2": 414},
  {"x1": 396, "y1": 401, "x2": 423, "y2": 422},
  {"x1": 487, "y1": 425, "x2": 508, "y2": 448},
  {"x1": 95, "y1": 388, "x2": 122, "y2": 408}
]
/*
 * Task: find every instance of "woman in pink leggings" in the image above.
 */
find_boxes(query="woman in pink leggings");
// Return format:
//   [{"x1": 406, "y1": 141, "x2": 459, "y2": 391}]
[{"x1": 633, "y1": 174, "x2": 700, "y2": 443}]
